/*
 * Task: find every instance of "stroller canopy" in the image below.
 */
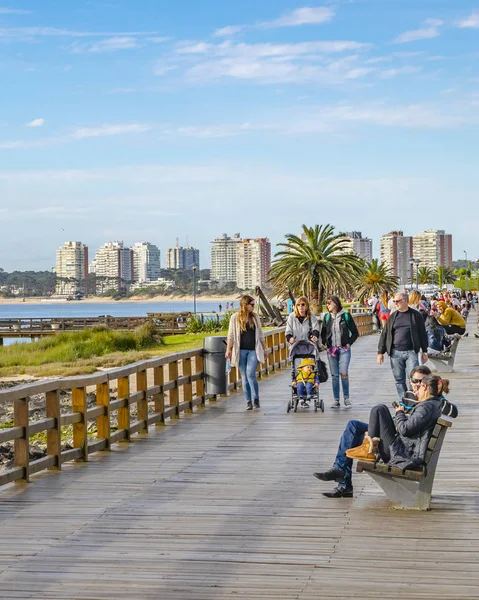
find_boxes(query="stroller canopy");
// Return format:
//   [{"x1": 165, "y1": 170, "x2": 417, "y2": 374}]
[{"x1": 289, "y1": 339, "x2": 321, "y2": 361}]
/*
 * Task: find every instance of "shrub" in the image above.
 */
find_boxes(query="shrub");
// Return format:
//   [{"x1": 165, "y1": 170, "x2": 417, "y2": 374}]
[{"x1": 134, "y1": 322, "x2": 164, "y2": 347}]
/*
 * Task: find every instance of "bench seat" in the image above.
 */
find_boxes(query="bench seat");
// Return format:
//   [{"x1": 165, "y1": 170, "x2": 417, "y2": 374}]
[{"x1": 428, "y1": 336, "x2": 460, "y2": 372}]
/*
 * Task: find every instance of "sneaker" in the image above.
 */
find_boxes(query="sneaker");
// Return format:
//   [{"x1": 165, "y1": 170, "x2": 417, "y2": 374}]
[
  {"x1": 344, "y1": 398, "x2": 352, "y2": 409},
  {"x1": 322, "y1": 486, "x2": 353, "y2": 498},
  {"x1": 313, "y1": 468, "x2": 345, "y2": 482},
  {"x1": 246, "y1": 401, "x2": 253, "y2": 411},
  {"x1": 253, "y1": 399, "x2": 260, "y2": 409},
  {"x1": 331, "y1": 401, "x2": 340, "y2": 409}
]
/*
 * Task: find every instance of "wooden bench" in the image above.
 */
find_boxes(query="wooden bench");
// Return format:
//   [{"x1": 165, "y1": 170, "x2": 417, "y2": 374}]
[
  {"x1": 356, "y1": 416, "x2": 453, "y2": 510},
  {"x1": 427, "y1": 336, "x2": 460, "y2": 373}
]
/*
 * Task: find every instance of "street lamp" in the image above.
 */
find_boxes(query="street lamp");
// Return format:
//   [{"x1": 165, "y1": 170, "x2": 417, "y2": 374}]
[
  {"x1": 464, "y1": 250, "x2": 468, "y2": 293},
  {"x1": 192, "y1": 265, "x2": 197, "y2": 317},
  {"x1": 408, "y1": 258, "x2": 421, "y2": 290}
]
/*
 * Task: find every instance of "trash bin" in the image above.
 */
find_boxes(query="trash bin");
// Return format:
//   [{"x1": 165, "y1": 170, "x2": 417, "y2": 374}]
[{"x1": 203, "y1": 336, "x2": 228, "y2": 395}]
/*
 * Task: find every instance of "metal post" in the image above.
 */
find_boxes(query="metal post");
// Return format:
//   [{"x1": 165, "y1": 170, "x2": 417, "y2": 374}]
[
  {"x1": 416, "y1": 260, "x2": 420, "y2": 290},
  {"x1": 192, "y1": 265, "x2": 197, "y2": 317},
  {"x1": 464, "y1": 251, "x2": 468, "y2": 293}
]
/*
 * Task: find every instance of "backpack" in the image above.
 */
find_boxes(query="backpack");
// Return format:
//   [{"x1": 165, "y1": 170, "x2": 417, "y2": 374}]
[{"x1": 324, "y1": 311, "x2": 351, "y2": 330}]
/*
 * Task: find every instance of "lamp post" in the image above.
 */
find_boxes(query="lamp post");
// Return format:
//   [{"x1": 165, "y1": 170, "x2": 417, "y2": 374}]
[
  {"x1": 415, "y1": 259, "x2": 421, "y2": 290},
  {"x1": 464, "y1": 251, "x2": 468, "y2": 294},
  {"x1": 408, "y1": 258, "x2": 420, "y2": 290},
  {"x1": 192, "y1": 265, "x2": 197, "y2": 317}
]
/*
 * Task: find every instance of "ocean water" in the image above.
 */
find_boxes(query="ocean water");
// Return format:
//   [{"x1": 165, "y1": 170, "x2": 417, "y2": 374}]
[{"x1": 0, "y1": 300, "x2": 233, "y2": 346}]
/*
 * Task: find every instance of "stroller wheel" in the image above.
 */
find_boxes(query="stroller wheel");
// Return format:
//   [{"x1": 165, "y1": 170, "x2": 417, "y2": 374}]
[
  {"x1": 286, "y1": 401, "x2": 291, "y2": 413},
  {"x1": 314, "y1": 400, "x2": 318, "y2": 413},
  {"x1": 320, "y1": 399, "x2": 325, "y2": 413},
  {"x1": 294, "y1": 398, "x2": 299, "y2": 412}
]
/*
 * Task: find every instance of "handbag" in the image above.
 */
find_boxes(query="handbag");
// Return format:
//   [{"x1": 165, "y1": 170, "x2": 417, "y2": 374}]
[{"x1": 317, "y1": 358, "x2": 328, "y2": 383}]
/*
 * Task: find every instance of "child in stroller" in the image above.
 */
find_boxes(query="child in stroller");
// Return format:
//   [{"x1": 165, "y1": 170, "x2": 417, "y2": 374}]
[{"x1": 287, "y1": 340, "x2": 325, "y2": 413}]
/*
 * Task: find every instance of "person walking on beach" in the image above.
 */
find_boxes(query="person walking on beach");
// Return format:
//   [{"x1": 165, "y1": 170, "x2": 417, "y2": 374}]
[
  {"x1": 225, "y1": 295, "x2": 267, "y2": 411},
  {"x1": 377, "y1": 292, "x2": 429, "y2": 400}
]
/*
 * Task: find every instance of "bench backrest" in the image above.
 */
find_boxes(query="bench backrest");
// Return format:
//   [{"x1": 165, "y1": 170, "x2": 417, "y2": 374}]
[{"x1": 424, "y1": 416, "x2": 453, "y2": 466}]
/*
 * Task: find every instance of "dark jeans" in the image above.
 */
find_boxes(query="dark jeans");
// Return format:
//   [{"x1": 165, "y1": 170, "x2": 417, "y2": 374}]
[
  {"x1": 368, "y1": 404, "x2": 397, "y2": 463},
  {"x1": 333, "y1": 419, "x2": 368, "y2": 490},
  {"x1": 443, "y1": 324, "x2": 466, "y2": 335}
]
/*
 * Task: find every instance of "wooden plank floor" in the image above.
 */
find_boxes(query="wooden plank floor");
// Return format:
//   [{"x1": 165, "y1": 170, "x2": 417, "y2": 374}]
[{"x1": 0, "y1": 317, "x2": 478, "y2": 599}]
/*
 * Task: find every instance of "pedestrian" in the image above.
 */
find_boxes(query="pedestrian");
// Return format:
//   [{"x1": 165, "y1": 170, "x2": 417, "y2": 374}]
[
  {"x1": 431, "y1": 301, "x2": 466, "y2": 335},
  {"x1": 377, "y1": 291, "x2": 429, "y2": 400},
  {"x1": 225, "y1": 295, "x2": 267, "y2": 411},
  {"x1": 377, "y1": 291, "x2": 391, "y2": 328},
  {"x1": 285, "y1": 296, "x2": 319, "y2": 349},
  {"x1": 408, "y1": 290, "x2": 428, "y2": 321},
  {"x1": 219, "y1": 304, "x2": 222, "y2": 313},
  {"x1": 226, "y1": 302, "x2": 229, "y2": 311},
  {"x1": 321, "y1": 296, "x2": 359, "y2": 409}
]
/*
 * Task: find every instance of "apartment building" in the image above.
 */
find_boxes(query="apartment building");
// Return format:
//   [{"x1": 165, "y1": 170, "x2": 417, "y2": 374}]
[
  {"x1": 339, "y1": 231, "x2": 373, "y2": 262},
  {"x1": 89, "y1": 241, "x2": 133, "y2": 291},
  {"x1": 131, "y1": 242, "x2": 161, "y2": 283},
  {"x1": 210, "y1": 233, "x2": 242, "y2": 283},
  {"x1": 166, "y1": 245, "x2": 199, "y2": 270},
  {"x1": 380, "y1": 231, "x2": 413, "y2": 285},
  {"x1": 413, "y1": 229, "x2": 453, "y2": 270},
  {"x1": 236, "y1": 238, "x2": 271, "y2": 289},
  {"x1": 55, "y1": 241, "x2": 88, "y2": 296}
]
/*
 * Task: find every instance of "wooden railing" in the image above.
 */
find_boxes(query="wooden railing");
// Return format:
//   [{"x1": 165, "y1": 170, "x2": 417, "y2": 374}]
[{"x1": 0, "y1": 327, "x2": 289, "y2": 487}]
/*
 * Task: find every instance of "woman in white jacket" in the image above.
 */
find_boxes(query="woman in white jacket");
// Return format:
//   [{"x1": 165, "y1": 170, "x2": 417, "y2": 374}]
[
  {"x1": 225, "y1": 295, "x2": 266, "y2": 411},
  {"x1": 285, "y1": 296, "x2": 320, "y2": 350}
]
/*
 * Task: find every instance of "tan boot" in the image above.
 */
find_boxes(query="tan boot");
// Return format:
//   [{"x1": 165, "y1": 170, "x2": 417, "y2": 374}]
[{"x1": 345, "y1": 433, "x2": 380, "y2": 462}]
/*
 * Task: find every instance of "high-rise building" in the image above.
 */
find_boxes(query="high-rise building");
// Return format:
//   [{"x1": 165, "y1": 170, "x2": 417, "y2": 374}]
[
  {"x1": 89, "y1": 241, "x2": 133, "y2": 291},
  {"x1": 166, "y1": 245, "x2": 199, "y2": 270},
  {"x1": 236, "y1": 238, "x2": 271, "y2": 290},
  {"x1": 210, "y1": 233, "x2": 242, "y2": 283},
  {"x1": 55, "y1": 241, "x2": 88, "y2": 296},
  {"x1": 131, "y1": 242, "x2": 161, "y2": 283},
  {"x1": 413, "y1": 230, "x2": 453, "y2": 270},
  {"x1": 339, "y1": 231, "x2": 373, "y2": 262},
  {"x1": 380, "y1": 231, "x2": 413, "y2": 285}
]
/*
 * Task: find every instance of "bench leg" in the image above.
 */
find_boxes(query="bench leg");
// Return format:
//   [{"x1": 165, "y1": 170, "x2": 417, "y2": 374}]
[
  {"x1": 428, "y1": 359, "x2": 454, "y2": 373},
  {"x1": 365, "y1": 471, "x2": 433, "y2": 510}
]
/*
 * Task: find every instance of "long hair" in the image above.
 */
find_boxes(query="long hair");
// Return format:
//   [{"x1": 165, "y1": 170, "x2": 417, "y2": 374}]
[
  {"x1": 425, "y1": 315, "x2": 440, "y2": 331},
  {"x1": 381, "y1": 291, "x2": 388, "y2": 306},
  {"x1": 421, "y1": 374, "x2": 450, "y2": 396},
  {"x1": 238, "y1": 294, "x2": 255, "y2": 332},
  {"x1": 294, "y1": 296, "x2": 311, "y2": 318},
  {"x1": 409, "y1": 290, "x2": 421, "y2": 306},
  {"x1": 326, "y1": 295, "x2": 343, "y2": 312}
]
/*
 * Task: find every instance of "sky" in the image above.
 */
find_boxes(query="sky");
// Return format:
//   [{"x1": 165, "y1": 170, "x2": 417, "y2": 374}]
[{"x1": 0, "y1": 0, "x2": 479, "y2": 271}]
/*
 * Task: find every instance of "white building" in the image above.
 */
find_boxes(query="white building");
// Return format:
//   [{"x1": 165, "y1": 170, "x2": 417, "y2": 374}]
[
  {"x1": 210, "y1": 233, "x2": 242, "y2": 283},
  {"x1": 166, "y1": 245, "x2": 199, "y2": 270},
  {"x1": 413, "y1": 229, "x2": 453, "y2": 270},
  {"x1": 236, "y1": 238, "x2": 271, "y2": 290},
  {"x1": 131, "y1": 242, "x2": 161, "y2": 283},
  {"x1": 339, "y1": 231, "x2": 373, "y2": 262},
  {"x1": 55, "y1": 241, "x2": 88, "y2": 296},
  {"x1": 380, "y1": 231, "x2": 413, "y2": 285},
  {"x1": 89, "y1": 241, "x2": 133, "y2": 291}
]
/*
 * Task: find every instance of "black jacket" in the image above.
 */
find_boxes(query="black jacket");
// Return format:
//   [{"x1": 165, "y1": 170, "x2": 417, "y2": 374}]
[
  {"x1": 388, "y1": 397, "x2": 443, "y2": 469},
  {"x1": 321, "y1": 312, "x2": 359, "y2": 348},
  {"x1": 377, "y1": 308, "x2": 428, "y2": 355}
]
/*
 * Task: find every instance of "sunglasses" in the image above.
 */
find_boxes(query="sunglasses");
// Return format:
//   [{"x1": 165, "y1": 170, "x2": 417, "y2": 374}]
[
  {"x1": 392, "y1": 299, "x2": 405, "y2": 304},
  {"x1": 297, "y1": 303, "x2": 306, "y2": 306},
  {"x1": 249, "y1": 302, "x2": 255, "y2": 306},
  {"x1": 410, "y1": 377, "x2": 423, "y2": 384}
]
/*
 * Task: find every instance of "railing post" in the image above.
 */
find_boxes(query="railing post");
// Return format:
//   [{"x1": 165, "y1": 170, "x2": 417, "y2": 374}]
[
  {"x1": 183, "y1": 357, "x2": 193, "y2": 413},
  {"x1": 195, "y1": 354, "x2": 205, "y2": 408},
  {"x1": 46, "y1": 390, "x2": 61, "y2": 470},
  {"x1": 169, "y1": 359, "x2": 179, "y2": 417},
  {"x1": 153, "y1": 365, "x2": 165, "y2": 426},
  {"x1": 117, "y1": 376, "x2": 131, "y2": 441},
  {"x1": 266, "y1": 333, "x2": 274, "y2": 374},
  {"x1": 14, "y1": 396, "x2": 30, "y2": 482},
  {"x1": 280, "y1": 330, "x2": 288, "y2": 365},
  {"x1": 72, "y1": 387, "x2": 88, "y2": 461},
  {"x1": 96, "y1": 381, "x2": 110, "y2": 448},
  {"x1": 136, "y1": 369, "x2": 148, "y2": 433}
]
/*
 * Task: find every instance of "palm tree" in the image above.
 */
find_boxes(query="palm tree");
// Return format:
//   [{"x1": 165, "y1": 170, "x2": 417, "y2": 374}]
[
  {"x1": 269, "y1": 224, "x2": 364, "y2": 313},
  {"x1": 417, "y1": 266, "x2": 434, "y2": 285},
  {"x1": 436, "y1": 266, "x2": 456, "y2": 287},
  {"x1": 355, "y1": 259, "x2": 399, "y2": 301}
]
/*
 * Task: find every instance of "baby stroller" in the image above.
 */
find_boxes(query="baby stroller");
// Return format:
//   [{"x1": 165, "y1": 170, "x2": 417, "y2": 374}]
[{"x1": 287, "y1": 340, "x2": 325, "y2": 413}]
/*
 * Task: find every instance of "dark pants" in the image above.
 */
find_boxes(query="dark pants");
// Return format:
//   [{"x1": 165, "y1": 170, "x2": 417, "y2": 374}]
[
  {"x1": 443, "y1": 324, "x2": 466, "y2": 335},
  {"x1": 368, "y1": 404, "x2": 397, "y2": 462}
]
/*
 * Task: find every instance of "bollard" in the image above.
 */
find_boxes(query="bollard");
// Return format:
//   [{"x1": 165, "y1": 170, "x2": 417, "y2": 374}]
[{"x1": 203, "y1": 336, "x2": 228, "y2": 395}]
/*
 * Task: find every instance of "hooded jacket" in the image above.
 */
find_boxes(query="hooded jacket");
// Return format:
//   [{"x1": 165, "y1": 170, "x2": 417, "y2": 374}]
[
  {"x1": 321, "y1": 310, "x2": 359, "y2": 349},
  {"x1": 377, "y1": 308, "x2": 428, "y2": 355}
]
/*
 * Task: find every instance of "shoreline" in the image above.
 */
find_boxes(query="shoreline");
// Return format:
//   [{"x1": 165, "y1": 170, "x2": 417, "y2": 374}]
[{"x1": 0, "y1": 294, "x2": 243, "y2": 306}]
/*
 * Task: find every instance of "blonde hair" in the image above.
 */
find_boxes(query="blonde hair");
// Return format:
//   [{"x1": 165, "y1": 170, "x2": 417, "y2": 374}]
[
  {"x1": 381, "y1": 291, "x2": 389, "y2": 306},
  {"x1": 238, "y1": 294, "x2": 255, "y2": 333},
  {"x1": 409, "y1": 290, "x2": 421, "y2": 306},
  {"x1": 294, "y1": 296, "x2": 311, "y2": 318}
]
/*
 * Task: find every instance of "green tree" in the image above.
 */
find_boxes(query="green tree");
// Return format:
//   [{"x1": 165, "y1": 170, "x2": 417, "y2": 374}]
[
  {"x1": 437, "y1": 266, "x2": 456, "y2": 287},
  {"x1": 355, "y1": 259, "x2": 399, "y2": 301},
  {"x1": 417, "y1": 266, "x2": 434, "y2": 285},
  {"x1": 269, "y1": 224, "x2": 365, "y2": 313}
]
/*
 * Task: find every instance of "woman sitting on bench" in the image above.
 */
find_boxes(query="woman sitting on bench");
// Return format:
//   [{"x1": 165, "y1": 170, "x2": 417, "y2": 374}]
[
  {"x1": 313, "y1": 370, "x2": 449, "y2": 498},
  {"x1": 432, "y1": 301, "x2": 466, "y2": 336},
  {"x1": 425, "y1": 315, "x2": 451, "y2": 355}
]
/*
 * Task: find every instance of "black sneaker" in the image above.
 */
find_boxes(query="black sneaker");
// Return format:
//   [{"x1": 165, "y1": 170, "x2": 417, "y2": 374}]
[
  {"x1": 322, "y1": 486, "x2": 353, "y2": 498},
  {"x1": 313, "y1": 468, "x2": 344, "y2": 482},
  {"x1": 246, "y1": 401, "x2": 253, "y2": 411},
  {"x1": 253, "y1": 399, "x2": 260, "y2": 409}
]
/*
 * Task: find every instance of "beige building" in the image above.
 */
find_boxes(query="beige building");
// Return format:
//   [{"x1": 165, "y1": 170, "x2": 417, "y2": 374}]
[
  {"x1": 55, "y1": 241, "x2": 88, "y2": 296},
  {"x1": 131, "y1": 242, "x2": 161, "y2": 283},
  {"x1": 89, "y1": 242, "x2": 133, "y2": 291},
  {"x1": 380, "y1": 231, "x2": 413, "y2": 285},
  {"x1": 413, "y1": 229, "x2": 453, "y2": 270},
  {"x1": 166, "y1": 245, "x2": 199, "y2": 270},
  {"x1": 339, "y1": 231, "x2": 373, "y2": 262},
  {"x1": 210, "y1": 233, "x2": 242, "y2": 283},
  {"x1": 236, "y1": 238, "x2": 271, "y2": 290}
]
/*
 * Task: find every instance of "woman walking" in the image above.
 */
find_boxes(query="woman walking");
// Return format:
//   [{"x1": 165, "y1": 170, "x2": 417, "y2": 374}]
[
  {"x1": 321, "y1": 296, "x2": 359, "y2": 409},
  {"x1": 225, "y1": 295, "x2": 266, "y2": 411},
  {"x1": 285, "y1": 296, "x2": 320, "y2": 348}
]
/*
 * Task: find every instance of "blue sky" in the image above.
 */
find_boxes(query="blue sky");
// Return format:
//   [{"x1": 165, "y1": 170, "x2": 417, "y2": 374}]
[{"x1": 1, "y1": 0, "x2": 478, "y2": 271}]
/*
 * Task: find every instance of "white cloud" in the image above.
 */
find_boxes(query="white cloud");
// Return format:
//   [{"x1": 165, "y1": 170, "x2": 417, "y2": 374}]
[
  {"x1": 457, "y1": 12, "x2": 479, "y2": 28},
  {"x1": 393, "y1": 19, "x2": 443, "y2": 44},
  {"x1": 71, "y1": 123, "x2": 152, "y2": 139},
  {"x1": 176, "y1": 40, "x2": 370, "y2": 57},
  {"x1": 26, "y1": 118, "x2": 45, "y2": 127},
  {"x1": 378, "y1": 66, "x2": 422, "y2": 79},
  {"x1": 260, "y1": 6, "x2": 335, "y2": 28},
  {"x1": 71, "y1": 36, "x2": 141, "y2": 53},
  {"x1": 0, "y1": 26, "x2": 158, "y2": 38},
  {"x1": 0, "y1": 7, "x2": 31, "y2": 14},
  {"x1": 213, "y1": 26, "x2": 245, "y2": 37}
]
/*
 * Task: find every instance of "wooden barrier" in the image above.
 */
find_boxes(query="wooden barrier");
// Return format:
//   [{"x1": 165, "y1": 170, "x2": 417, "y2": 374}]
[{"x1": 0, "y1": 327, "x2": 288, "y2": 488}]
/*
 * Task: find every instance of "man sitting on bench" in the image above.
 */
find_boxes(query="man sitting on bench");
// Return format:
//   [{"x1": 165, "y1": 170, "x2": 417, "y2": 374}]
[{"x1": 313, "y1": 366, "x2": 449, "y2": 498}]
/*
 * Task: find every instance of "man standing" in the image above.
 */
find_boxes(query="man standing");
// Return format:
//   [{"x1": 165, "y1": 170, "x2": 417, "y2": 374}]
[{"x1": 377, "y1": 291, "x2": 429, "y2": 399}]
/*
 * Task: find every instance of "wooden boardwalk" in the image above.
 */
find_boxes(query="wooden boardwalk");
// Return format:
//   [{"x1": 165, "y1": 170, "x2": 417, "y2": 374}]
[{"x1": 0, "y1": 320, "x2": 478, "y2": 599}]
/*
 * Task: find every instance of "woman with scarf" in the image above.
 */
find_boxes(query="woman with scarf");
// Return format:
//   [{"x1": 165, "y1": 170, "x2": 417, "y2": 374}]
[{"x1": 321, "y1": 296, "x2": 359, "y2": 409}]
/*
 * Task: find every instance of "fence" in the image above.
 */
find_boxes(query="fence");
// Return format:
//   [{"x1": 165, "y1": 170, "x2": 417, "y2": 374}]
[{"x1": 0, "y1": 316, "x2": 375, "y2": 489}]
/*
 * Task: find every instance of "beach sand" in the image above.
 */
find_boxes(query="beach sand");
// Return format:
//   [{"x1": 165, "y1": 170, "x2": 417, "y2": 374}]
[{"x1": 0, "y1": 294, "x2": 242, "y2": 305}]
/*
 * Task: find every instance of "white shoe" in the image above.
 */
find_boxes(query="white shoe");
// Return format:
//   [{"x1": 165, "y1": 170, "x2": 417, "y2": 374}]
[
  {"x1": 344, "y1": 399, "x2": 352, "y2": 409},
  {"x1": 331, "y1": 401, "x2": 340, "y2": 409}
]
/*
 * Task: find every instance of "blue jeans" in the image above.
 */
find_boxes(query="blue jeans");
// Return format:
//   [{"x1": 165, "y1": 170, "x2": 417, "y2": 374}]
[
  {"x1": 297, "y1": 381, "x2": 315, "y2": 398},
  {"x1": 333, "y1": 419, "x2": 368, "y2": 490},
  {"x1": 327, "y1": 347, "x2": 351, "y2": 401},
  {"x1": 389, "y1": 349, "x2": 419, "y2": 400},
  {"x1": 238, "y1": 349, "x2": 259, "y2": 403}
]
